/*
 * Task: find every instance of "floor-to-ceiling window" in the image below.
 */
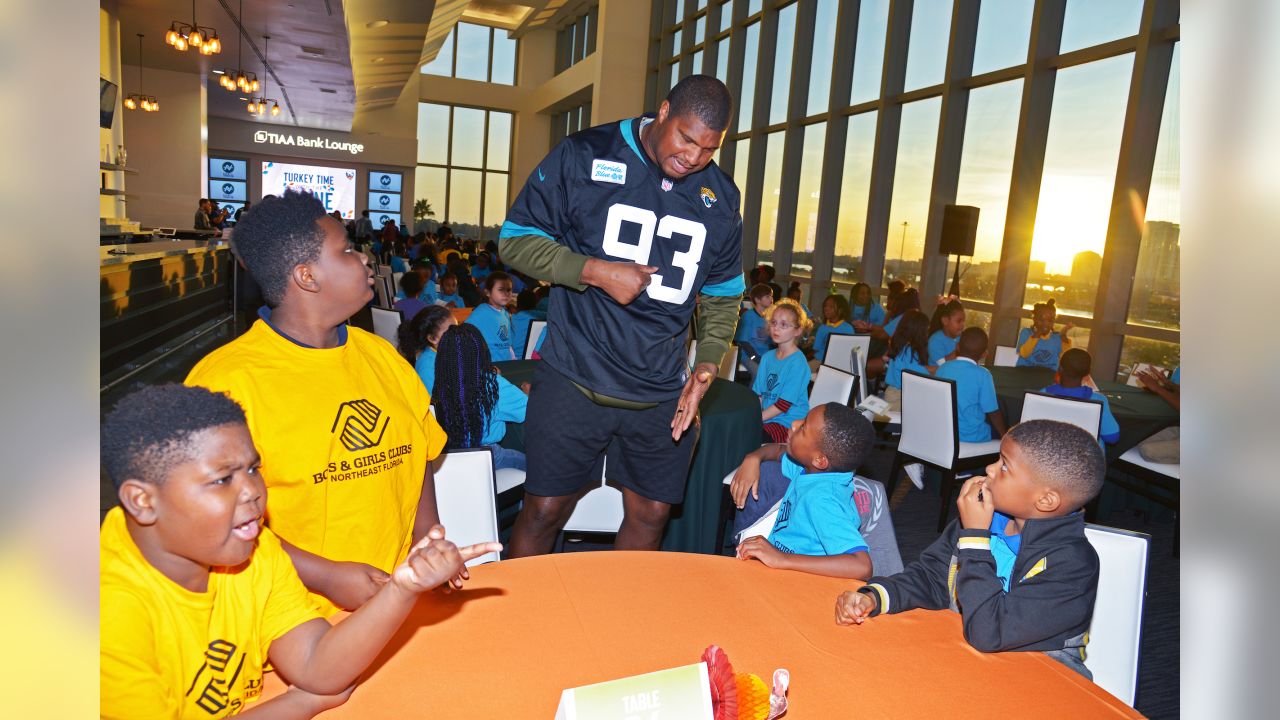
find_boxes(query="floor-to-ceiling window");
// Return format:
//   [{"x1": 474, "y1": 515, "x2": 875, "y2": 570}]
[{"x1": 415, "y1": 103, "x2": 513, "y2": 243}]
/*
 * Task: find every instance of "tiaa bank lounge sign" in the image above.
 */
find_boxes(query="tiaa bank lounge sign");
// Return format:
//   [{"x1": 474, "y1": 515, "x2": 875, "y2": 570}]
[{"x1": 253, "y1": 130, "x2": 365, "y2": 155}]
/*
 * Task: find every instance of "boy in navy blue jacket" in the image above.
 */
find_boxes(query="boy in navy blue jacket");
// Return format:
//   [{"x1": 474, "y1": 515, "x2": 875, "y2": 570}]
[{"x1": 835, "y1": 419, "x2": 1105, "y2": 678}]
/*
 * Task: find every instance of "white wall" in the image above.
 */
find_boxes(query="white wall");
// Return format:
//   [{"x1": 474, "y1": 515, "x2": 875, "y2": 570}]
[
  {"x1": 99, "y1": 2, "x2": 125, "y2": 219},
  {"x1": 121, "y1": 66, "x2": 207, "y2": 229}
]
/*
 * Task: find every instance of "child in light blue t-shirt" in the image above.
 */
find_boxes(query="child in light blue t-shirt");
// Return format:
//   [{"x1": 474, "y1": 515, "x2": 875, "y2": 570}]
[
  {"x1": 927, "y1": 298, "x2": 965, "y2": 365},
  {"x1": 465, "y1": 271, "x2": 516, "y2": 361},
  {"x1": 434, "y1": 272, "x2": 466, "y2": 309},
  {"x1": 1042, "y1": 348, "x2": 1120, "y2": 444},
  {"x1": 848, "y1": 282, "x2": 886, "y2": 327},
  {"x1": 730, "y1": 403, "x2": 876, "y2": 580},
  {"x1": 810, "y1": 294, "x2": 855, "y2": 370},
  {"x1": 735, "y1": 284, "x2": 776, "y2": 367},
  {"x1": 432, "y1": 323, "x2": 529, "y2": 470},
  {"x1": 934, "y1": 327, "x2": 1007, "y2": 442},
  {"x1": 752, "y1": 300, "x2": 813, "y2": 444},
  {"x1": 395, "y1": 305, "x2": 456, "y2": 396},
  {"x1": 1016, "y1": 299, "x2": 1074, "y2": 369}
]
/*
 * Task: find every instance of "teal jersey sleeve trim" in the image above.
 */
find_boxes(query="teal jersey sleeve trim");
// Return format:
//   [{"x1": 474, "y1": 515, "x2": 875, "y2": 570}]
[
  {"x1": 700, "y1": 273, "x2": 746, "y2": 297},
  {"x1": 499, "y1": 221, "x2": 554, "y2": 241},
  {"x1": 619, "y1": 118, "x2": 648, "y2": 165}
]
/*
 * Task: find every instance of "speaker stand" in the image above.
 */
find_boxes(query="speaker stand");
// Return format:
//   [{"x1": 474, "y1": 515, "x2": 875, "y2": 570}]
[{"x1": 948, "y1": 253, "x2": 964, "y2": 297}]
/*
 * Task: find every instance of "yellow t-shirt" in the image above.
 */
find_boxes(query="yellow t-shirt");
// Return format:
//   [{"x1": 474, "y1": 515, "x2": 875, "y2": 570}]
[
  {"x1": 186, "y1": 318, "x2": 447, "y2": 616},
  {"x1": 100, "y1": 507, "x2": 320, "y2": 719}
]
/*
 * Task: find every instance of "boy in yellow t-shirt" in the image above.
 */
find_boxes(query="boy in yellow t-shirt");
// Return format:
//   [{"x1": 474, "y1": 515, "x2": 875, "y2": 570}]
[
  {"x1": 100, "y1": 384, "x2": 499, "y2": 719},
  {"x1": 187, "y1": 190, "x2": 449, "y2": 616}
]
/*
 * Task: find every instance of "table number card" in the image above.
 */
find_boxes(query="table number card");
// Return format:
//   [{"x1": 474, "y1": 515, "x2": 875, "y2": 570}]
[{"x1": 554, "y1": 662, "x2": 713, "y2": 720}]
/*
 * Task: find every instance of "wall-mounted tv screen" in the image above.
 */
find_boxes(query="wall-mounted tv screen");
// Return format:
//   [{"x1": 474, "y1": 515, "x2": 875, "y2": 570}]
[
  {"x1": 100, "y1": 78, "x2": 118, "y2": 130},
  {"x1": 261, "y1": 161, "x2": 356, "y2": 219},
  {"x1": 369, "y1": 171, "x2": 402, "y2": 193}
]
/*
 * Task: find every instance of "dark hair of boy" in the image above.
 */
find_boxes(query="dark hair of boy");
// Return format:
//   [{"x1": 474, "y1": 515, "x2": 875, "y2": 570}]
[
  {"x1": 432, "y1": 324, "x2": 499, "y2": 449},
  {"x1": 484, "y1": 270, "x2": 512, "y2": 291},
  {"x1": 956, "y1": 326, "x2": 989, "y2": 360},
  {"x1": 396, "y1": 305, "x2": 454, "y2": 363},
  {"x1": 1057, "y1": 348, "x2": 1091, "y2": 383},
  {"x1": 749, "y1": 283, "x2": 773, "y2": 301},
  {"x1": 889, "y1": 309, "x2": 930, "y2": 364},
  {"x1": 516, "y1": 288, "x2": 538, "y2": 312},
  {"x1": 768, "y1": 282, "x2": 783, "y2": 301},
  {"x1": 102, "y1": 384, "x2": 246, "y2": 489},
  {"x1": 666, "y1": 74, "x2": 735, "y2": 131},
  {"x1": 818, "y1": 403, "x2": 875, "y2": 473},
  {"x1": 228, "y1": 190, "x2": 332, "y2": 306},
  {"x1": 825, "y1": 293, "x2": 852, "y2": 324},
  {"x1": 928, "y1": 298, "x2": 965, "y2": 337},
  {"x1": 888, "y1": 287, "x2": 921, "y2": 319},
  {"x1": 1006, "y1": 419, "x2": 1106, "y2": 508},
  {"x1": 399, "y1": 269, "x2": 423, "y2": 299}
]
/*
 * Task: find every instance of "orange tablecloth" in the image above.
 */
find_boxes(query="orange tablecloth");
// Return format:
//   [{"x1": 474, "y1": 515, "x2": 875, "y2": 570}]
[{"x1": 262, "y1": 552, "x2": 1141, "y2": 718}]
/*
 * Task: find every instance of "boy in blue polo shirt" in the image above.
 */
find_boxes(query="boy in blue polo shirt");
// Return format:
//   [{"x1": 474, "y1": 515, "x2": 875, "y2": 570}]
[
  {"x1": 734, "y1": 283, "x2": 775, "y2": 378},
  {"x1": 1042, "y1": 348, "x2": 1120, "y2": 444},
  {"x1": 935, "y1": 327, "x2": 1008, "y2": 442},
  {"x1": 731, "y1": 403, "x2": 875, "y2": 580}
]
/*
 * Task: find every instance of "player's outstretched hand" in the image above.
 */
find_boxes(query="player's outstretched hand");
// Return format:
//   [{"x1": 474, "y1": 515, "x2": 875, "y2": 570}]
[
  {"x1": 671, "y1": 363, "x2": 716, "y2": 441},
  {"x1": 582, "y1": 257, "x2": 657, "y2": 305}
]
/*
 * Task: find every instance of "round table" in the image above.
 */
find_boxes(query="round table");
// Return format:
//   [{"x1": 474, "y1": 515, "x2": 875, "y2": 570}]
[
  {"x1": 494, "y1": 360, "x2": 762, "y2": 554},
  {"x1": 990, "y1": 367, "x2": 1178, "y2": 460},
  {"x1": 261, "y1": 552, "x2": 1139, "y2": 718}
]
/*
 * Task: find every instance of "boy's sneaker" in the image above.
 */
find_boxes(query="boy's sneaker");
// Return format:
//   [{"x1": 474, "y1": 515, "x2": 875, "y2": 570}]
[{"x1": 905, "y1": 463, "x2": 925, "y2": 490}]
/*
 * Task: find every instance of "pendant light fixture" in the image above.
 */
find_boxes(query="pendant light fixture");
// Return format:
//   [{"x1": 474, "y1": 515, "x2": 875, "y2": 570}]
[
  {"x1": 125, "y1": 34, "x2": 160, "y2": 112},
  {"x1": 216, "y1": 0, "x2": 257, "y2": 93},
  {"x1": 166, "y1": 0, "x2": 221, "y2": 55},
  {"x1": 247, "y1": 35, "x2": 280, "y2": 117}
]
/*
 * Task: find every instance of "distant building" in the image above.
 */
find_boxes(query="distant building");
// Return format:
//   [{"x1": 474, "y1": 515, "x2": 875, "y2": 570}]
[
  {"x1": 1028, "y1": 260, "x2": 1047, "y2": 281},
  {"x1": 1130, "y1": 221, "x2": 1180, "y2": 320},
  {"x1": 1071, "y1": 251, "x2": 1103, "y2": 284}
]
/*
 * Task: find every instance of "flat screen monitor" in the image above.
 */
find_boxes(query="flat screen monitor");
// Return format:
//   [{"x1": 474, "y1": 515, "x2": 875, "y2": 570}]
[
  {"x1": 369, "y1": 171, "x2": 402, "y2": 193},
  {"x1": 100, "y1": 78, "x2": 118, "y2": 130},
  {"x1": 372, "y1": 212, "x2": 402, "y2": 230},
  {"x1": 368, "y1": 191, "x2": 401, "y2": 213},
  {"x1": 261, "y1": 161, "x2": 356, "y2": 219}
]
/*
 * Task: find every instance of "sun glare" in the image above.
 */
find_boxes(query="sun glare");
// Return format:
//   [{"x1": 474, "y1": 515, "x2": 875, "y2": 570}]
[{"x1": 1029, "y1": 172, "x2": 1112, "y2": 276}]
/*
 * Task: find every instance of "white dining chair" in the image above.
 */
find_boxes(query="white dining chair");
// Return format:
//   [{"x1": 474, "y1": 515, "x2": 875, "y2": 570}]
[
  {"x1": 1083, "y1": 524, "x2": 1151, "y2": 707},
  {"x1": 809, "y1": 365, "x2": 856, "y2": 407},
  {"x1": 1019, "y1": 391, "x2": 1104, "y2": 439},
  {"x1": 824, "y1": 334, "x2": 871, "y2": 404},
  {"x1": 370, "y1": 306, "x2": 403, "y2": 345},
  {"x1": 892, "y1": 370, "x2": 1001, "y2": 531},
  {"x1": 372, "y1": 270, "x2": 392, "y2": 309},
  {"x1": 687, "y1": 338, "x2": 698, "y2": 371},
  {"x1": 993, "y1": 345, "x2": 1019, "y2": 367},
  {"x1": 555, "y1": 457, "x2": 623, "y2": 550},
  {"x1": 433, "y1": 448, "x2": 502, "y2": 567},
  {"x1": 391, "y1": 271, "x2": 404, "y2": 296},
  {"x1": 524, "y1": 319, "x2": 548, "y2": 359}
]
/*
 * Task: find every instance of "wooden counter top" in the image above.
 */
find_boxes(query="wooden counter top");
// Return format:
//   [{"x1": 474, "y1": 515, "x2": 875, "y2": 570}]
[{"x1": 100, "y1": 239, "x2": 229, "y2": 267}]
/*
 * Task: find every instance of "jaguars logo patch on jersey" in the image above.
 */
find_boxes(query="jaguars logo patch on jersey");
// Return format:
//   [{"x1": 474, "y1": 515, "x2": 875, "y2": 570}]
[{"x1": 700, "y1": 186, "x2": 717, "y2": 208}]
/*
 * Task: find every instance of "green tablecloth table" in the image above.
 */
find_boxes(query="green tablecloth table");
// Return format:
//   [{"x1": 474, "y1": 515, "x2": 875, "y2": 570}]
[
  {"x1": 494, "y1": 360, "x2": 762, "y2": 553},
  {"x1": 989, "y1": 366, "x2": 1178, "y2": 461}
]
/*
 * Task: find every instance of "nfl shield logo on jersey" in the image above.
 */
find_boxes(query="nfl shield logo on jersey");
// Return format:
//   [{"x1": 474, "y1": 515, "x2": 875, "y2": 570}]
[
  {"x1": 700, "y1": 186, "x2": 717, "y2": 208},
  {"x1": 661, "y1": 178, "x2": 673, "y2": 192}
]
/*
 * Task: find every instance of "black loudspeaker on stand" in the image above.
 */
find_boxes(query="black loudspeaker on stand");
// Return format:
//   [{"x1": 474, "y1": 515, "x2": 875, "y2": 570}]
[{"x1": 940, "y1": 204, "x2": 979, "y2": 297}]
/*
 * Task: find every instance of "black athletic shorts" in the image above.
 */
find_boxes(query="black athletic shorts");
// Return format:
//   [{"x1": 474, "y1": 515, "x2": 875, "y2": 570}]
[{"x1": 524, "y1": 361, "x2": 700, "y2": 505}]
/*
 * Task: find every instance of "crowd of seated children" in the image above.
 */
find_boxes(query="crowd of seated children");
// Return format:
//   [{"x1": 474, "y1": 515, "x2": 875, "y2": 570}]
[
  {"x1": 735, "y1": 283, "x2": 776, "y2": 379},
  {"x1": 465, "y1": 272, "x2": 517, "y2": 361},
  {"x1": 809, "y1": 294, "x2": 855, "y2": 372},
  {"x1": 1042, "y1": 348, "x2": 1121, "y2": 444},
  {"x1": 863, "y1": 287, "x2": 921, "y2": 380},
  {"x1": 730, "y1": 403, "x2": 876, "y2": 581},
  {"x1": 398, "y1": 305, "x2": 457, "y2": 395},
  {"x1": 934, "y1": 327, "x2": 1008, "y2": 442},
  {"x1": 837, "y1": 418, "x2": 1105, "y2": 679},
  {"x1": 100, "y1": 384, "x2": 499, "y2": 719},
  {"x1": 1017, "y1": 298, "x2": 1074, "y2": 369},
  {"x1": 927, "y1": 297, "x2": 965, "y2": 365},
  {"x1": 432, "y1": 324, "x2": 530, "y2": 471},
  {"x1": 752, "y1": 299, "x2": 813, "y2": 443},
  {"x1": 186, "y1": 190, "x2": 450, "y2": 617}
]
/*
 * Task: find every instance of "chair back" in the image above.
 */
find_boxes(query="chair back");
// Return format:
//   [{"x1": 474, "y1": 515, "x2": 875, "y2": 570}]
[
  {"x1": 899, "y1": 370, "x2": 958, "y2": 469},
  {"x1": 524, "y1": 319, "x2": 548, "y2": 359},
  {"x1": 372, "y1": 270, "x2": 391, "y2": 308},
  {"x1": 370, "y1": 306, "x2": 403, "y2": 345},
  {"x1": 823, "y1": 333, "x2": 859, "y2": 373},
  {"x1": 737, "y1": 500, "x2": 782, "y2": 542},
  {"x1": 1020, "y1": 391, "x2": 1103, "y2": 439},
  {"x1": 718, "y1": 346, "x2": 738, "y2": 379},
  {"x1": 433, "y1": 448, "x2": 501, "y2": 566},
  {"x1": 562, "y1": 457, "x2": 624, "y2": 534},
  {"x1": 391, "y1": 271, "x2": 404, "y2": 296},
  {"x1": 1083, "y1": 524, "x2": 1150, "y2": 707},
  {"x1": 851, "y1": 476, "x2": 904, "y2": 575},
  {"x1": 809, "y1": 365, "x2": 856, "y2": 407},
  {"x1": 993, "y1": 345, "x2": 1018, "y2": 367}
]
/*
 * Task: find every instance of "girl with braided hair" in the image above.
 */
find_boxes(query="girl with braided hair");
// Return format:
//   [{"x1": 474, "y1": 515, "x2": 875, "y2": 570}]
[{"x1": 432, "y1": 324, "x2": 529, "y2": 470}]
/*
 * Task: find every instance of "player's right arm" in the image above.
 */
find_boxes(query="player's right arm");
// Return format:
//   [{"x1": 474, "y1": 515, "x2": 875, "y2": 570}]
[{"x1": 499, "y1": 138, "x2": 655, "y2": 305}]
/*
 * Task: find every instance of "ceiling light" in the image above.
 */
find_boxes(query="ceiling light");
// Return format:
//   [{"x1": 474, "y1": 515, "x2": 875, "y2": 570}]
[
  {"x1": 165, "y1": 0, "x2": 220, "y2": 55},
  {"x1": 372, "y1": 57, "x2": 385, "y2": 63},
  {"x1": 125, "y1": 34, "x2": 159, "y2": 113}
]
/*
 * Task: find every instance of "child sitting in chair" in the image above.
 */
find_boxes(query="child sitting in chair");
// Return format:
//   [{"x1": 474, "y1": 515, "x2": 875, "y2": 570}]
[
  {"x1": 729, "y1": 403, "x2": 876, "y2": 580},
  {"x1": 835, "y1": 419, "x2": 1105, "y2": 678},
  {"x1": 1042, "y1": 348, "x2": 1120, "y2": 445}
]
